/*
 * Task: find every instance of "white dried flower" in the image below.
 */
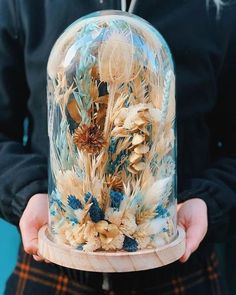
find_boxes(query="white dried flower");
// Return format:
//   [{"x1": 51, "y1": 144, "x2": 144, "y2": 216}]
[
  {"x1": 120, "y1": 210, "x2": 137, "y2": 236},
  {"x1": 83, "y1": 237, "x2": 101, "y2": 252},
  {"x1": 101, "y1": 232, "x2": 125, "y2": 251}
]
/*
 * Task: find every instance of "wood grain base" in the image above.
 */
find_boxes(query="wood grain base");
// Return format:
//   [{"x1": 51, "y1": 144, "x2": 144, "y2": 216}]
[{"x1": 38, "y1": 225, "x2": 185, "y2": 272}]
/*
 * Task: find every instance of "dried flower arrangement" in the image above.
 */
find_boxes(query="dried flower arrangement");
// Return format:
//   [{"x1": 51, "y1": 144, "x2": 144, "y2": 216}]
[{"x1": 47, "y1": 13, "x2": 177, "y2": 253}]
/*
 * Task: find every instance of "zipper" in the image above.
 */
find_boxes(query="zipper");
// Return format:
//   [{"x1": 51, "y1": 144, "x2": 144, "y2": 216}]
[
  {"x1": 121, "y1": 0, "x2": 137, "y2": 13},
  {"x1": 100, "y1": 0, "x2": 137, "y2": 290},
  {"x1": 98, "y1": 0, "x2": 137, "y2": 13}
]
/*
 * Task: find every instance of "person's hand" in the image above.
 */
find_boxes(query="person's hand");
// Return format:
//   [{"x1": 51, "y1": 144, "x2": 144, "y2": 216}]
[
  {"x1": 19, "y1": 193, "x2": 49, "y2": 262},
  {"x1": 177, "y1": 198, "x2": 208, "y2": 263}
]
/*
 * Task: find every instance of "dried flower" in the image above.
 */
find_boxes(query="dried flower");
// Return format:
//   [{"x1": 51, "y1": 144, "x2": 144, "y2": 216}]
[
  {"x1": 101, "y1": 232, "x2": 124, "y2": 251},
  {"x1": 95, "y1": 220, "x2": 109, "y2": 235},
  {"x1": 120, "y1": 210, "x2": 137, "y2": 236},
  {"x1": 136, "y1": 208, "x2": 156, "y2": 225},
  {"x1": 106, "y1": 175, "x2": 123, "y2": 191},
  {"x1": 98, "y1": 32, "x2": 135, "y2": 83},
  {"x1": 84, "y1": 221, "x2": 98, "y2": 240},
  {"x1": 72, "y1": 224, "x2": 86, "y2": 245},
  {"x1": 155, "y1": 205, "x2": 170, "y2": 218},
  {"x1": 67, "y1": 195, "x2": 83, "y2": 210},
  {"x1": 84, "y1": 192, "x2": 104, "y2": 222},
  {"x1": 135, "y1": 236, "x2": 150, "y2": 250},
  {"x1": 73, "y1": 124, "x2": 106, "y2": 154},
  {"x1": 123, "y1": 236, "x2": 138, "y2": 252},
  {"x1": 105, "y1": 208, "x2": 123, "y2": 227},
  {"x1": 83, "y1": 237, "x2": 101, "y2": 252},
  {"x1": 110, "y1": 190, "x2": 124, "y2": 210},
  {"x1": 56, "y1": 170, "x2": 84, "y2": 204}
]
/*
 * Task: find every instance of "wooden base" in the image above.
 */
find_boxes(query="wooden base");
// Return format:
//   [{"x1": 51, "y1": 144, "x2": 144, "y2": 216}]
[{"x1": 38, "y1": 225, "x2": 185, "y2": 272}]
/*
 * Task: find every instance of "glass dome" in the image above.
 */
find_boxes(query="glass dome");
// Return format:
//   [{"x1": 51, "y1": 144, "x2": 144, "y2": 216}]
[{"x1": 47, "y1": 10, "x2": 177, "y2": 252}]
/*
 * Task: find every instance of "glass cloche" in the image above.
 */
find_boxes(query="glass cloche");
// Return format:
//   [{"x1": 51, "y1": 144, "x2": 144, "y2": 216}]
[{"x1": 47, "y1": 10, "x2": 177, "y2": 254}]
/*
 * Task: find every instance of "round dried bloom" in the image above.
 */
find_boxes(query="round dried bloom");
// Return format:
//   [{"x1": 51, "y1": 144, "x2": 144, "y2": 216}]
[{"x1": 73, "y1": 124, "x2": 106, "y2": 154}]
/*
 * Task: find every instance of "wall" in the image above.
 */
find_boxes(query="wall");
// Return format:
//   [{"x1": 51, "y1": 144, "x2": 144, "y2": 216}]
[{"x1": 0, "y1": 219, "x2": 20, "y2": 295}]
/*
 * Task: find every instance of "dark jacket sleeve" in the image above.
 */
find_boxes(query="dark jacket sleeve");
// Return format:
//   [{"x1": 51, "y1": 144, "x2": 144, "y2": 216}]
[
  {"x1": 0, "y1": 0, "x2": 47, "y2": 225},
  {"x1": 179, "y1": 13, "x2": 236, "y2": 242}
]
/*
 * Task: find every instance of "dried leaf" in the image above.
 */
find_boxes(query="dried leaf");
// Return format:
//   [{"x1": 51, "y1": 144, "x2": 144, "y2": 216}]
[{"x1": 67, "y1": 99, "x2": 81, "y2": 123}]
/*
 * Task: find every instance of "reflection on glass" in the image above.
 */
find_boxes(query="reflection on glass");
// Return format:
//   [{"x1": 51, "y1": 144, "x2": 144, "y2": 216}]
[{"x1": 47, "y1": 10, "x2": 177, "y2": 252}]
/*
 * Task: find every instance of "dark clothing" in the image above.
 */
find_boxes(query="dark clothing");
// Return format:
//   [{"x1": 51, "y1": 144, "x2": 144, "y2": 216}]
[
  {"x1": 5, "y1": 246, "x2": 223, "y2": 295},
  {"x1": 1, "y1": 0, "x2": 236, "y2": 239},
  {"x1": 0, "y1": 0, "x2": 236, "y2": 294}
]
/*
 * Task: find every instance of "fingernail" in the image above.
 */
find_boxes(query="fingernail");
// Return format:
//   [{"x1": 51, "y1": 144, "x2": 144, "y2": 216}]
[{"x1": 33, "y1": 255, "x2": 43, "y2": 262}]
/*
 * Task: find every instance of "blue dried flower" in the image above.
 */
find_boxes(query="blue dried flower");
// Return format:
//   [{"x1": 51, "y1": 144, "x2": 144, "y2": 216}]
[
  {"x1": 77, "y1": 244, "x2": 85, "y2": 251},
  {"x1": 84, "y1": 192, "x2": 104, "y2": 223},
  {"x1": 84, "y1": 192, "x2": 92, "y2": 202},
  {"x1": 67, "y1": 195, "x2": 83, "y2": 210},
  {"x1": 68, "y1": 216, "x2": 79, "y2": 226},
  {"x1": 155, "y1": 205, "x2": 170, "y2": 218},
  {"x1": 123, "y1": 236, "x2": 138, "y2": 252},
  {"x1": 50, "y1": 209, "x2": 56, "y2": 216},
  {"x1": 110, "y1": 190, "x2": 124, "y2": 210},
  {"x1": 109, "y1": 137, "x2": 118, "y2": 154}
]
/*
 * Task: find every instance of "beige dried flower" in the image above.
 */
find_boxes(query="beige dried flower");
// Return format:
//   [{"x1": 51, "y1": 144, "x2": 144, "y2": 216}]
[
  {"x1": 105, "y1": 208, "x2": 123, "y2": 227},
  {"x1": 135, "y1": 236, "x2": 150, "y2": 250},
  {"x1": 56, "y1": 170, "x2": 84, "y2": 204},
  {"x1": 72, "y1": 224, "x2": 86, "y2": 245},
  {"x1": 83, "y1": 237, "x2": 101, "y2": 252},
  {"x1": 84, "y1": 221, "x2": 98, "y2": 240},
  {"x1": 120, "y1": 210, "x2": 137, "y2": 236},
  {"x1": 136, "y1": 208, "x2": 156, "y2": 225},
  {"x1": 98, "y1": 32, "x2": 135, "y2": 83}
]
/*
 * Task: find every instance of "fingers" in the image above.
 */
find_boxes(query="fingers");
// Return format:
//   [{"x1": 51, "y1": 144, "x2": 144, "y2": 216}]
[
  {"x1": 20, "y1": 222, "x2": 50, "y2": 262},
  {"x1": 20, "y1": 221, "x2": 39, "y2": 256},
  {"x1": 19, "y1": 193, "x2": 49, "y2": 263},
  {"x1": 177, "y1": 199, "x2": 208, "y2": 263},
  {"x1": 180, "y1": 223, "x2": 206, "y2": 263}
]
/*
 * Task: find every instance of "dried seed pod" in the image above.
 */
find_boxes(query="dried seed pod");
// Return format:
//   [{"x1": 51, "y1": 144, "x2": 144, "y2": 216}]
[
  {"x1": 134, "y1": 118, "x2": 147, "y2": 127},
  {"x1": 132, "y1": 162, "x2": 146, "y2": 171},
  {"x1": 134, "y1": 144, "x2": 150, "y2": 154},
  {"x1": 127, "y1": 166, "x2": 139, "y2": 174},
  {"x1": 132, "y1": 134, "x2": 145, "y2": 146},
  {"x1": 129, "y1": 152, "x2": 142, "y2": 164}
]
